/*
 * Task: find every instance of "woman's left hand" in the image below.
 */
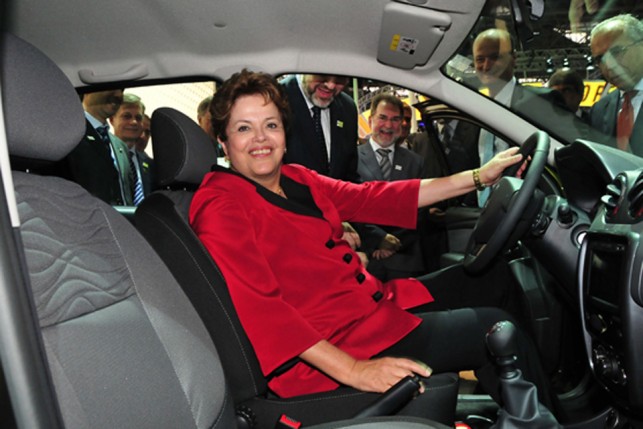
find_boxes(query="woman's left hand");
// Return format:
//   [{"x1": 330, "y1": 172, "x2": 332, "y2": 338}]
[{"x1": 479, "y1": 147, "x2": 524, "y2": 187}]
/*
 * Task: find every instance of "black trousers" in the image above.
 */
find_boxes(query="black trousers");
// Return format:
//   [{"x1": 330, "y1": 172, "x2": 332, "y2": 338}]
[
  {"x1": 375, "y1": 265, "x2": 559, "y2": 415},
  {"x1": 413, "y1": 261, "x2": 522, "y2": 315}
]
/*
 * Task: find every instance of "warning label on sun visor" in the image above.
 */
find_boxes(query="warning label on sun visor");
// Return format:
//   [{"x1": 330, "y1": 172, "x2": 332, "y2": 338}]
[{"x1": 389, "y1": 34, "x2": 419, "y2": 55}]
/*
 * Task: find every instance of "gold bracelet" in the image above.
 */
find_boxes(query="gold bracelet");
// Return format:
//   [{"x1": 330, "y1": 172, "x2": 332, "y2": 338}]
[{"x1": 472, "y1": 168, "x2": 485, "y2": 191}]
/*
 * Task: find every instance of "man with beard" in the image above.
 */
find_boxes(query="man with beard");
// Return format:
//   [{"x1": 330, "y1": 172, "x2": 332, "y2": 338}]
[
  {"x1": 282, "y1": 74, "x2": 364, "y2": 253},
  {"x1": 281, "y1": 74, "x2": 359, "y2": 182},
  {"x1": 356, "y1": 94, "x2": 426, "y2": 280}
]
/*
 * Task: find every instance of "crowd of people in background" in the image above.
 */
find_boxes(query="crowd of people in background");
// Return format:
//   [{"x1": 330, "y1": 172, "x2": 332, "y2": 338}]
[{"x1": 60, "y1": 12, "x2": 641, "y2": 284}]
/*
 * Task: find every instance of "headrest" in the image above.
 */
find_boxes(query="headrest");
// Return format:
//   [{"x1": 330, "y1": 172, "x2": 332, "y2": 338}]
[
  {"x1": 151, "y1": 107, "x2": 218, "y2": 187},
  {"x1": 1, "y1": 33, "x2": 85, "y2": 161}
]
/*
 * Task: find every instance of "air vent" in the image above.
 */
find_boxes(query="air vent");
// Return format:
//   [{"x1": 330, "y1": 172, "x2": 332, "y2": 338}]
[
  {"x1": 628, "y1": 171, "x2": 643, "y2": 220},
  {"x1": 600, "y1": 175, "x2": 626, "y2": 219}
]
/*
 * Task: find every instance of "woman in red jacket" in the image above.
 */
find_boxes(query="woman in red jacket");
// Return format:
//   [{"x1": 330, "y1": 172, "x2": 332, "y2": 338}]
[{"x1": 190, "y1": 69, "x2": 556, "y2": 411}]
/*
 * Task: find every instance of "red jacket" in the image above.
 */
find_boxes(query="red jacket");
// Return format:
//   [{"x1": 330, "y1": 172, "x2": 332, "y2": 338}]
[{"x1": 190, "y1": 164, "x2": 433, "y2": 397}]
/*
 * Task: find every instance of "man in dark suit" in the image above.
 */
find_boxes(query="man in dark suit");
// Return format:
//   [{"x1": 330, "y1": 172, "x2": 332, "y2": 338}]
[
  {"x1": 110, "y1": 93, "x2": 156, "y2": 204},
  {"x1": 460, "y1": 28, "x2": 576, "y2": 206},
  {"x1": 281, "y1": 74, "x2": 359, "y2": 182},
  {"x1": 59, "y1": 89, "x2": 132, "y2": 205},
  {"x1": 135, "y1": 114, "x2": 157, "y2": 197},
  {"x1": 281, "y1": 74, "x2": 365, "y2": 254},
  {"x1": 589, "y1": 14, "x2": 643, "y2": 155},
  {"x1": 357, "y1": 93, "x2": 428, "y2": 280}
]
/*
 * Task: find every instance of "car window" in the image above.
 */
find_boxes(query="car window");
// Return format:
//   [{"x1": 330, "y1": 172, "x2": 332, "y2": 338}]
[
  {"x1": 444, "y1": 0, "x2": 643, "y2": 157},
  {"x1": 114, "y1": 81, "x2": 217, "y2": 159},
  {"x1": 277, "y1": 74, "x2": 525, "y2": 208},
  {"x1": 66, "y1": 82, "x2": 221, "y2": 210}
]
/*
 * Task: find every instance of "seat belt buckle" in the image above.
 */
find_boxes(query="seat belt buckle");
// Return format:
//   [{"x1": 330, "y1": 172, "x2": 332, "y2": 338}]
[{"x1": 275, "y1": 414, "x2": 302, "y2": 429}]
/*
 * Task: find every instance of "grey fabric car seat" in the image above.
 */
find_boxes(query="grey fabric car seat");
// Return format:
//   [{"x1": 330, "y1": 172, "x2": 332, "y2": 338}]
[
  {"x1": 1, "y1": 31, "x2": 451, "y2": 429},
  {"x1": 135, "y1": 107, "x2": 460, "y2": 428}
]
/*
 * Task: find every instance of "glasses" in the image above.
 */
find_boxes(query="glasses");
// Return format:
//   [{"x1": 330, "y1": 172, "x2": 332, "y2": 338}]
[
  {"x1": 375, "y1": 114, "x2": 402, "y2": 125},
  {"x1": 310, "y1": 75, "x2": 350, "y2": 86},
  {"x1": 592, "y1": 40, "x2": 642, "y2": 66}
]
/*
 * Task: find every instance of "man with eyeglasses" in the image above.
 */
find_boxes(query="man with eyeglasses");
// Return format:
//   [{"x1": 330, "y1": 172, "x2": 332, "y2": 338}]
[
  {"x1": 589, "y1": 14, "x2": 643, "y2": 154},
  {"x1": 356, "y1": 93, "x2": 427, "y2": 280}
]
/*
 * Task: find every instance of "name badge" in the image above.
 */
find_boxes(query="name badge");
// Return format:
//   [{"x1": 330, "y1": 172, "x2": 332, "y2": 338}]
[
  {"x1": 336, "y1": 120, "x2": 344, "y2": 128},
  {"x1": 394, "y1": 165, "x2": 402, "y2": 171}
]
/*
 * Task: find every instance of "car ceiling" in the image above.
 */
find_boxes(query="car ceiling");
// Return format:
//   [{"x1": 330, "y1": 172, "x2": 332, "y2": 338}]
[{"x1": 8, "y1": 0, "x2": 483, "y2": 93}]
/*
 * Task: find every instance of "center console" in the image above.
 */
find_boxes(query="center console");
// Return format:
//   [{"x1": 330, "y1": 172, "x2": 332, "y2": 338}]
[{"x1": 579, "y1": 170, "x2": 643, "y2": 416}]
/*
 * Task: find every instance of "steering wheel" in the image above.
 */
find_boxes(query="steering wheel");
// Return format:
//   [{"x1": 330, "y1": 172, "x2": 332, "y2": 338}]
[{"x1": 463, "y1": 131, "x2": 550, "y2": 274}]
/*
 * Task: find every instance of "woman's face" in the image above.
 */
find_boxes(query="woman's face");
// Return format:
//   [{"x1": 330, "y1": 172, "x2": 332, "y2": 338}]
[{"x1": 219, "y1": 94, "x2": 286, "y2": 185}]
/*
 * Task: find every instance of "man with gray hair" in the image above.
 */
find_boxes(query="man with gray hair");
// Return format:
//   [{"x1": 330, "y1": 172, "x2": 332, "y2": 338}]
[{"x1": 589, "y1": 14, "x2": 643, "y2": 154}]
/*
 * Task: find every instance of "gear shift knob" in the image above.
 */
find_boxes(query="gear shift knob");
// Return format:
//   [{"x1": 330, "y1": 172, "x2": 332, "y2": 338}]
[
  {"x1": 486, "y1": 320, "x2": 517, "y2": 357},
  {"x1": 486, "y1": 320, "x2": 518, "y2": 379}
]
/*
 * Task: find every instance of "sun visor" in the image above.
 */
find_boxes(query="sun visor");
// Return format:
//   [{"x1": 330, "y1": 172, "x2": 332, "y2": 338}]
[{"x1": 377, "y1": 2, "x2": 451, "y2": 69}]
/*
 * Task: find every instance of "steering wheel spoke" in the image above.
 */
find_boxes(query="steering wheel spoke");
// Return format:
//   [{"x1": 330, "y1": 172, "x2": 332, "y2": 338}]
[{"x1": 464, "y1": 131, "x2": 550, "y2": 274}]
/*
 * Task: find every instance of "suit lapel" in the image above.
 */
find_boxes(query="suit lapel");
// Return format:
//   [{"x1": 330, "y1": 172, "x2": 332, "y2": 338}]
[
  {"x1": 630, "y1": 108, "x2": 643, "y2": 156},
  {"x1": 603, "y1": 91, "x2": 620, "y2": 136},
  {"x1": 329, "y1": 102, "x2": 344, "y2": 173},
  {"x1": 286, "y1": 78, "x2": 329, "y2": 174},
  {"x1": 390, "y1": 150, "x2": 408, "y2": 181},
  {"x1": 358, "y1": 144, "x2": 384, "y2": 181}
]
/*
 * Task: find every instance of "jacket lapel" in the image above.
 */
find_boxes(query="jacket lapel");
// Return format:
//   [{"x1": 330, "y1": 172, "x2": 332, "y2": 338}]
[
  {"x1": 328, "y1": 101, "x2": 345, "y2": 175},
  {"x1": 286, "y1": 78, "x2": 329, "y2": 174},
  {"x1": 358, "y1": 144, "x2": 384, "y2": 181},
  {"x1": 390, "y1": 150, "x2": 407, "y2": 181},
  {"x1": 630, "y1": 107, "x2": 643, "y2": 156}
]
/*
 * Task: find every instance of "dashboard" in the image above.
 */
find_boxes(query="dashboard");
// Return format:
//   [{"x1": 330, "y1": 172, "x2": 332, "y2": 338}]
[{"x1": 556, "y1": 141, "x2": 643, "y2": 416}]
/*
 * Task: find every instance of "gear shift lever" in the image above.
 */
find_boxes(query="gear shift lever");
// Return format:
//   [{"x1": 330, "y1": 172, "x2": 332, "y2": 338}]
[
  {"x1": 487, "y1": 321, "x2": 519, "y2": 381},
  {"x1": 485, "y1": 321, "x2": 561, "y2": 428}
]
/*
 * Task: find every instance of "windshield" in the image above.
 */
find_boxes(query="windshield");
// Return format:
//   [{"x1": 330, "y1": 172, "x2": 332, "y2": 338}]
[{"x1": 445, "y1": 0, "x2": 643, "y2": 157}]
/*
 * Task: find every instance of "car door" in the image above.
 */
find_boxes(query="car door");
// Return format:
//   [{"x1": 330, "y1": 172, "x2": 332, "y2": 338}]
[{"x1": 415, "y1": 101, "x2": 564, "y2": 267}]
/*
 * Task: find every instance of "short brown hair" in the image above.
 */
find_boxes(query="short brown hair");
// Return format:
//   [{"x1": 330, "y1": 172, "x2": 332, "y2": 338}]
[
  {"x1": 211, "y1": 69, "x2": 290, "y2": 141},
  {"x1": 370, "y1": 93, "x2": 404, "y2": 117}
]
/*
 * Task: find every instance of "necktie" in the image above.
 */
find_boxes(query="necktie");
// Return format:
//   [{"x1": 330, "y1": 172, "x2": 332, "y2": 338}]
[
  {"x1": 617, "y1": 91, "x2": 635, "y2": 151},
  {"x1": 311, "y1": 106, "x2": 329, "y2": 172},
  {"x1": 96, "y1": 125, "x2": 111, "y2": 144},
  {"x1": 478, "y1": 130, "x2": 495, "y2": 207},
  {"x1": 376, "y1": 148, "x2": 392, "y2": 181},
  {"x1": 129, "y1": 151, "x2": 145, "y2": 206}
]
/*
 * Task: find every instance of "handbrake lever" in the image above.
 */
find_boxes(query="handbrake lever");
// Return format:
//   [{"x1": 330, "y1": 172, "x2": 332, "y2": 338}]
[{"x1": 353, "y1": 375, "x2": 421, "y2": 418}]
